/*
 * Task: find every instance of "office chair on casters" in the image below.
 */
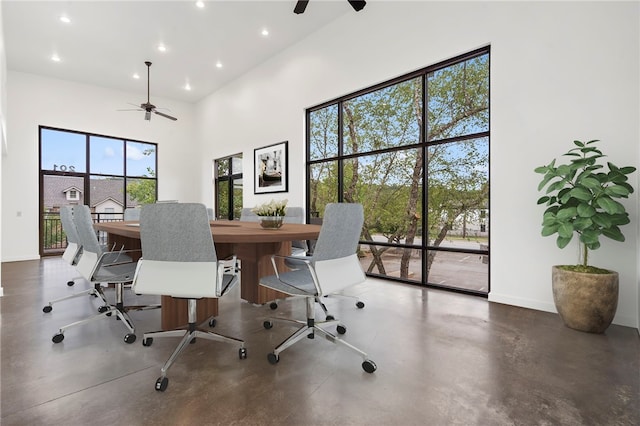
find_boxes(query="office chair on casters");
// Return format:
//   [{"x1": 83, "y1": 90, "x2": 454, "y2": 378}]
[
  {"x1": 260, "y1": 203, "x2": 377, "y2": 374},
  {"x1": 269, "y1": 206, "x2": 366, "y2": 316},
  {"x1": 132, "y1": 202, "x2": 247, "y2": 392},
  {"x1": 42, "y1": 206, "x2": 110, "y2": 314},
  {"x1": 51, "y1": 205, "x2": 140, "y2": 344}
]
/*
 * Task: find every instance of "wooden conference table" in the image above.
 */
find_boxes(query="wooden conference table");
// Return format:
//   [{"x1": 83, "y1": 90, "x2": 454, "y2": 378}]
[{"x1": 93, "y1": 220, "x2": 321, "y2": 329}]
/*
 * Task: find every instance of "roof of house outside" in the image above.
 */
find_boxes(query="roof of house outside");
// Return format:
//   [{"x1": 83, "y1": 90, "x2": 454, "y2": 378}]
[{"x1": 43, "y1": 175, "x2": 139, "y2": 209}]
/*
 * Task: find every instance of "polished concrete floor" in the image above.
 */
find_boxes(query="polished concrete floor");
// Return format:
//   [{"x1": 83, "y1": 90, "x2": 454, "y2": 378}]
[{"x1": 1, "y1": 258, "x2": 639, "y2": 425}]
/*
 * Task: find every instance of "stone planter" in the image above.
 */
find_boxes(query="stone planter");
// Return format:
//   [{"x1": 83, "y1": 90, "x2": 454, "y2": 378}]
[{"x1": 552, "y1": 265, "x2": 619, "y2": 333}]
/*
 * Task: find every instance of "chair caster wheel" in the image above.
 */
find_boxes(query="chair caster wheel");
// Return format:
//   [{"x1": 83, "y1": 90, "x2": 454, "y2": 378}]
[
  {"x1": 239, "y1": 347, "x2": 248, "y2": 359},
  {"x1": 209, "y1": 318, "x2": 217, "y2": 327},
  {"x1": 43, "y1": 305, "x2": 52, "y2": 313},
  {"x1": 362, "y1": 360, "x2": 377, "y2": 373},
  {"x1": 337, "y1": 325, "x2": 347, "y2": 335},
  {"x1": 356, "y1": 301, "x2": 365, "y2": 309},
  {"x1": 52, "y1": 333, "x2": 64, "y2": 343},
  {"x1": 67, "y1": 280, "x2": 75, "y2": 287},
  {"x1": 269, "y1": 302, "x2": 278, "y2": 310},
  {"x1": 124, "y1": 333, "x2": 136, "y2": 344},
  {"x1": 142, "y1": 337, "x2": 153, "y2": 346},
  {"x1": 98, "y1": 305, "x2": 109, "y2": 313},
  {"x1": 155, "y1": 377, "x2": 168, "y2": 392},
  {"x1": 263, "y1": 321, "x2": 273, "y2": 329},
  {"x1": 326, "y1": 315, "x2": 335, "y2": 321},
  {"x1": 267, "y1": 353, "x2": 279, "y2": 365}
]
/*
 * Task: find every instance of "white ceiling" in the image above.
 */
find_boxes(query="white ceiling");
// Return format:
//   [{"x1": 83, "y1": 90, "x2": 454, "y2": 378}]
[{"x1": 2, "y1": 0, "x2": 355, "y2": 104}]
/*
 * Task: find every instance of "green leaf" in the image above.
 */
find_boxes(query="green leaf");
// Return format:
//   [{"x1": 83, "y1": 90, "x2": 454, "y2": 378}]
[
  {"x1": 579, "y1": 177, "x2": 601, "y2": 190},
  {"x1": 534, "y1": 165, "x2": 549, "y2": 174},
  {"x1": 577, "y1": 203, "x2": 596, "y2": 217},
  {"x1": 541, "y1": 224, "x2": 559, "y2": 236},
  {"x1": 573, "y1": 140, "x2": 585, "y2": 147},
  {"x1": 604, "y1": 184, "x2": 630, "y2": 197},
  {"x1": 609, "y1": 213, "x2": 630, "y2": 226},
  {"x1": 537, "y1": 174, "x2": 556, "y2": 191},
  {"x1": 602, "y1": 226, "x2": 625, "y2": 242},
  {"x1": 585, "y1": 241, "x2": 601, "y2": 251},
  {"x1": 569, "y1": 187, "x2": 592, "y2": 201},
  {"x1": 596, "y1": 197, "x2": 625, "y2": 214},
  {"x1": 557, "y1": 222, "x2": 574, "y2": 238},
  {"x1": 556, "y1": 207, "x2": 577, "y2": 221},
  {"x1": 536, "y1": 196, "x2": 550, "y2": 205},
  {"x1": 591, "y1": 213, "x2": 613, "y2": 229},
  {"x1": 619, "y1": 166, "x2": 637, "y2": 175},
  {"x1": 581, "y1": 229, "x2": 600, "y2": 244},
  {"x1": 572, "y1": 217, "x2": 593, "y2": 230},
  {"x1": 556, "y1": 235, "x2": 572, "y2": 249},
  {"x1": 546, "y1": 180, "x2": 567, "y2": 194}
]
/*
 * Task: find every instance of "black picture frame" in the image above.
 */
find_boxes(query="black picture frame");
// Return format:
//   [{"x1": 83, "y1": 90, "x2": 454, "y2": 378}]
[{"x1": 254, "y1": 141, "x2": 288, "y2": 194}]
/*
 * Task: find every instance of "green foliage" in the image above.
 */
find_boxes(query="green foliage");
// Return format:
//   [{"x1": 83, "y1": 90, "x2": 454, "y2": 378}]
[
  {"x1": 127, "y1": 167, "x2": 156, "y2": 205},
  {"x1": 535, "y1": 139, "x2": 636, "y2": 267}
]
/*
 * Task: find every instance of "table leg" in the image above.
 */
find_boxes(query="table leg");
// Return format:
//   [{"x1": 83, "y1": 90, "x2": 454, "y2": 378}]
[{"x1": 233, "y1": 241, "x2": 292, "y2": 305}]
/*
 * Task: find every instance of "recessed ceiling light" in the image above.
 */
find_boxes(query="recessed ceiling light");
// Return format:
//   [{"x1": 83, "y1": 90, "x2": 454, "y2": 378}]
[
  {"x1": 133, "y1": 73, "x2": 140, "y2": 79},
  {"x1": 261, "y1": 28, "x2": 269, "y2": 37},
  {"x1": 157, "y1": 44, "x2": 167, "y2": 52},
  {"x1": 195, "y1": 1, "x2": 205, "y2": 8},
  {"x1": 185, "y1": 83, "x2": 192, "y2": 91},
  {"x1": 59, "y1": 15, "x2": 71, "y2": 24},
  {"x1": 51, "y1": 54, "x2": 61, "y2": 62},
  {"x1": 216, "y1": 61, "x2": 223, "y2": 69}
]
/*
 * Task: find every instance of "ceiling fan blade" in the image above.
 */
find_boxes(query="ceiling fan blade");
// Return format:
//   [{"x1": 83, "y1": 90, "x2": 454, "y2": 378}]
[
  {"x1": 347, "y1": 0, "x2": 366, "y2": 12},
  {"x1": 294, "y1": 0, "x2": 309, "y2": 14},
  {"x1": 154, "y1": 110, "x2": 178, "y2": 121}
]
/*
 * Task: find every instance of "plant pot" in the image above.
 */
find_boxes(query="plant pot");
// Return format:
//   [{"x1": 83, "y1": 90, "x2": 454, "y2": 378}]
[
  {"x1": 259, "y1": 216, "x2": 283, "y2": 229},
  {"x1": 551, "y1": 265, "x2": 619, "y2": 333}
]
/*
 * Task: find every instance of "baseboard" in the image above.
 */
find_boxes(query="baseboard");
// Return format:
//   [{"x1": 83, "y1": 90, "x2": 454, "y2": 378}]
[
  {"x1": 1, "y1": 255, "x2": 41, "y2": 263},
  {"x1": 489, "y1": 292, "x2": 638, "y2": 329}
]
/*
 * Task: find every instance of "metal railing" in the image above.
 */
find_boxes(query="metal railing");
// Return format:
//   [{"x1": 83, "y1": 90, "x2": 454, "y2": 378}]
[{"x1": 42, "y1": 211, "x2": 125, "y2": 255}]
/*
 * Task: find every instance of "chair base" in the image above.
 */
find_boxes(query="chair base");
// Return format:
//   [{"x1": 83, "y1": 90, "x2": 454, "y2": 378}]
[
  {"x1": 51, "y1": 283, "x2": 138, "y2": 344},
  {"x1": 142, "y1": 298, "x2": 246, "y2": 392},
  {"x1": 264, "y1": 297, "x2": 376, "y2": 373},
  {"x1": 43, "y1": 282, "x2": 109, "y2": 313}
]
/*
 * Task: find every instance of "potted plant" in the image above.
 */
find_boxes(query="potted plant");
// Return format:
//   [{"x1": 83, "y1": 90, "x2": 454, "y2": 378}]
[
  {"x1": 252, "y1": 199, "x2": 288, "y2": 229},
  {"x1": 535, "y1": 139, "x2": 636, "y2": 333}
]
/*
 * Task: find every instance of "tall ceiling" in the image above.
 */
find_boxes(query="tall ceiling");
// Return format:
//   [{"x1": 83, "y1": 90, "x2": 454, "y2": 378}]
[{"x1": 2, "y1": 1, "x2": 353, "y2": 103}]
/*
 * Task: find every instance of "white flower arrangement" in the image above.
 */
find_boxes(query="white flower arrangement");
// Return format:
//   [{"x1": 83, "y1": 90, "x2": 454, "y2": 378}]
[{"x1": 251, "y1": 199, "x2": 288, "y2": 217}]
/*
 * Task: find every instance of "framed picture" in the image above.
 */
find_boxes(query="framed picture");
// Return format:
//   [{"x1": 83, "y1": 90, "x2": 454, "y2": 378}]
[{"x1": 254, "y1": 141, "x2": 288, "y2": 194}]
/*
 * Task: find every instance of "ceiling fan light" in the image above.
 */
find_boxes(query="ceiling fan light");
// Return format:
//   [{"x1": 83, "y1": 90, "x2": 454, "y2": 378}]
[{"x1": 145, "y1": 110, "x2": 151, "y2": 121}]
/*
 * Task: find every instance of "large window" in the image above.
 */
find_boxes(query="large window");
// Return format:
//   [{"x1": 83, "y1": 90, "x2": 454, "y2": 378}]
[
  {"x1": 214, "y1": 154, "x2": 243, "y2": 220},
  {"x1": 39, "y1": 126, "x2": 157, "y2": 255},
  {"x1": 306, "y1": 47, "x2": 489, "y2": 295}
]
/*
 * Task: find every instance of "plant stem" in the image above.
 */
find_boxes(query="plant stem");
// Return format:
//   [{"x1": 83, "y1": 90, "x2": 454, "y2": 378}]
[{"x1": 583, "y1": 242, "x2": 588, "y2": 267}]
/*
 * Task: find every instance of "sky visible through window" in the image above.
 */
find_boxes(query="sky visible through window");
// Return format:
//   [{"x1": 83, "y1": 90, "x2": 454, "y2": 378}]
[{"x1": 40, "y1": 128, "x2": 155, "y2": 177}]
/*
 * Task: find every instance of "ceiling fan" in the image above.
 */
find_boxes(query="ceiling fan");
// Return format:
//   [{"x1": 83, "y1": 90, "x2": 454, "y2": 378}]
[
  {"x1": 294, "y1": 0, "x2": 366, "y2": 14},
  {"x1": 123, "y1": 61, "x2": 177, "y2": 122}
]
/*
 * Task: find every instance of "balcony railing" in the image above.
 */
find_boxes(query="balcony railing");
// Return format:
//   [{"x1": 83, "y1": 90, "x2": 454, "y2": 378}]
[{"x1": 42, "y1": 211, "x2": 125, "y2": 255}]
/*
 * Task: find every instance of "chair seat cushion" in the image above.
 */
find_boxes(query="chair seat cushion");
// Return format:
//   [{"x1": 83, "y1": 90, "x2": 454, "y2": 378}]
[{"x1": 260, "y1": 269, "x2": 317, "y2": 296}]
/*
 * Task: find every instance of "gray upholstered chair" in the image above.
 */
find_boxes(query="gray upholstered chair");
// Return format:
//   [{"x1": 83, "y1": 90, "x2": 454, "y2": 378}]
[
  {"x1": 51, "y1": 205, "x2": 141, "y2": 344},
  {"x1": 132, "y1": 202, "x2": 247, "y2": 392},
  {"x1": 42, "y1": 205, "x2": 108, "y2": 313},
  {"x1": 239, "y1": 207, "x2": 260, "y2": 222},
  {"x1": 123, "y1": 207, "x2": 141, "y2": 221},
  {"x1": 284, "y1": 206, "x2": 308, "y2": 256},
  {"x1": 260, "y1": 203, "x2": 376, "y2": 373}
]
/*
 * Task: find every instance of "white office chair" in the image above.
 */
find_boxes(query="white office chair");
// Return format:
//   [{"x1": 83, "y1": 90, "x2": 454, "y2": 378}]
[
  {"x1": 133, "y1": 202, "x2": 247, "y2": 392},
  {"x1": 42, "y1": 205, "x2": 109, "y2": 313},
  {"x1": 260, "y1": 203, "x2": 376, "y2": 373},
  {"x1": 51, "y1": 205, "x2": 141, "y2": 344}
]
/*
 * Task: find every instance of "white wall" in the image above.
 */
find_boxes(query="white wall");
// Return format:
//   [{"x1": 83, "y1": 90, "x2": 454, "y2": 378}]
[
  {"x1": 1, "y1": 71, "x2": 197, "y2": 261},
  {"x1": 195, "y1": 1, "x2": 639, "y2": 327}
]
